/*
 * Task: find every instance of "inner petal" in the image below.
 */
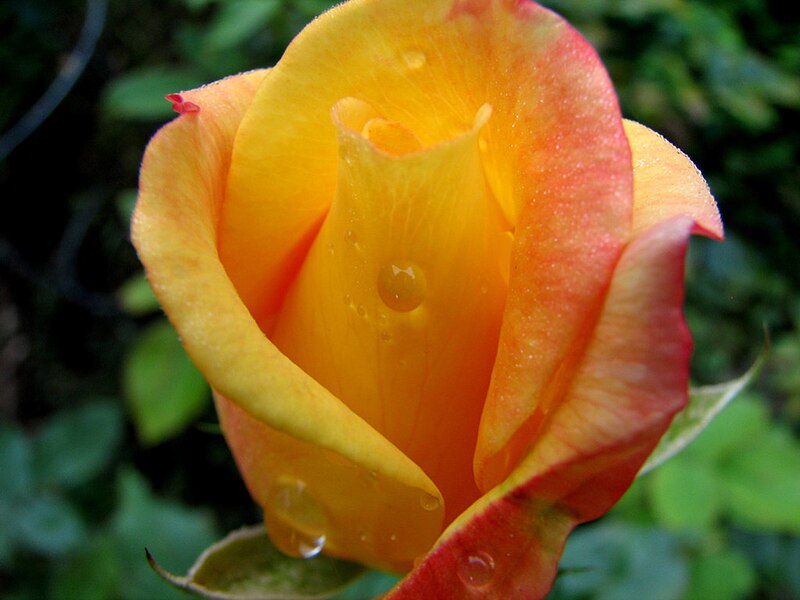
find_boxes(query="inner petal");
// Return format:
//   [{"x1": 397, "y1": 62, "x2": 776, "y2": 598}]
[{"x1": 270, "y1": 98, "x2": 507, "y2": 522}]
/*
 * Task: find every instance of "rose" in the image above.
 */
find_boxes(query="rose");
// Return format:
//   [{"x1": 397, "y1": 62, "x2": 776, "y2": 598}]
[{"x1": 132, "y1": 0, "x2": 722, "y2": 597}]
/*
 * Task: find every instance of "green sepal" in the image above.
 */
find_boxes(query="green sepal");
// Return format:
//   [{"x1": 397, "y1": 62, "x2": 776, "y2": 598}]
[
  {"x1": 146, "y1": 525, "x2": 366, "y2": 599},
  {"x1": 639, "y1": 346, "x2": 768, "y2": 477}
]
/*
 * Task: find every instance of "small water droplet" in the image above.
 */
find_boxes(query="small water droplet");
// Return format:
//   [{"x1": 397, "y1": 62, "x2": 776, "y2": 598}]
[
  {"x1": 265, "y1": 477, "x2": 327, "y2": 559},
  {"x1": 402, "y1": 49, "x2": 426, "y2": 70},
  {"x1": 357, "y1": 304, "x2": 367, "y2": 317},
  {"x1": 327, "y1": 243, "x2": 335, "y2": 254},
  {"x1": 377, "y1": 261, "x2": 427, "y2": 312},
  {"x1": 343, "y1": 294, "x2": 352, "y2": 306},
  {"x1": 420, "y1": 492, "x2": 440, "y2": 511},
  {"x1": 345, "y1": 230, "x2": 358, "y2": 246},
  {"x1": 458, "y1": 551, "x2": 495, "y2": 588},
  {"x1": 379, "y1": 330, "x2": 392, "y2": 342}
]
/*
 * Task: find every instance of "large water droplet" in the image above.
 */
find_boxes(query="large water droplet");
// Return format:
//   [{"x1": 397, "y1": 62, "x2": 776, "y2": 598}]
[
  {"x1": 458, "y1": 551, "x2": 496, "y2": 588},
  {"x1": 265, "y1": 477, "x2": 327, "y2": 559},
  {"x1": 419, "y1": 492, "x2": 440, "y2": 511},
  {"x1": 402, "y1": 49, "x2": 426, "y2": 70},
  {"x1": 377, "y1": 261, "x2": 427, "y2": 312}
]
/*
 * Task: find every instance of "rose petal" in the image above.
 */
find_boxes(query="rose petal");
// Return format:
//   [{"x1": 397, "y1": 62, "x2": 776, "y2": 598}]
[
  {"x1": 390, "y1": 215, "x2": 698, "y2": 599},
  {"x1": 132, "y1": 71, "x2": 442, "y2": 571},
  {"x1": 625, "y1": 119, "x2": 724, "y2": 240}
]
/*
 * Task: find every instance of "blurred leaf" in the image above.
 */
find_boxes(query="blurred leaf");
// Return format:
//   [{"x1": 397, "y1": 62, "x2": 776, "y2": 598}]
[
  {"x1": 0, "y1": 425, "x2": 32, "y2": 565},
  {"x1": 685, "y1": 393, "x2": 769, "y2": 462},
  {"x1": 639, "y1": 349, "x2": 766, "y2": 476},
  {"x1": 115, "y1": 189, "x2": 138, "y2": 225},
  {"x1": 330, "y1": 570, "x2": 400, "y2": 600},
  {"x1": 32, "y1": 400, "x2": 123, "y2": 489},
  {"x1": 49, "y1": 536, "x2": 121, "y2": 600},
  {"x1": 117, "y1": 274, "x2": 160, "y2": 316},
  {"x1": 204, "y1": 0, "x2": 281, "y2": 50},
  {"x1": 684, "y1": 547, "x2": 756, "y2": 600},
  {"x1": 102, "y1": 67, "x2": 207, "y2": 120},
  {"x1": 720, "y1": 424, "x2": 800, "y2": 532},
  {"x1": 648, "y1": 457, "x2": 720, "y2": 531},
  {"x1": 17, "y1": 494, "x2": 86, "y2": 556},
  {"x1": 148, "y1": 524, "x2": 365, "y2": 599},
  {"x1": 123, "y1": 320, "x2": 210, "y2": 446},
  {"x1": 0, "y1": 423, "x2": 32, "y2": 499},
  {"x1": 111, "y1": 470, "x2": 219, "y2": 600},
  {"x1": 551, "y1": 523, "x2": 688, "y2": 600}
]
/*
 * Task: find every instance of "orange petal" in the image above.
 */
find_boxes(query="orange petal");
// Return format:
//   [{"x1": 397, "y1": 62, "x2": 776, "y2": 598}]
[
  {"x1": 132, "y1": 71, "x2": 442, "y2": 571},
  {"x1": 472, "y1": 0, "x2": 633, "y2": 490},
  {"x1": 390, "y1": 216, "x2": 698, "y2": 599},
  {"x1": 625, "y1": 119, "x2": 724, "y2": 240}
]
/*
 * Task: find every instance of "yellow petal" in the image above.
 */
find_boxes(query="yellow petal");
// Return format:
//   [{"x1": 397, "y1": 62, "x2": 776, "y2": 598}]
[
  {"x1": 625, "y1": 119, "x2": 723, "y2": 240},
  {"x1": 132, "y1": 71, "x2": 442, "y2": 571},
  {"x1": 271, "y1": 99, "x2": 506, "y2": 523}
]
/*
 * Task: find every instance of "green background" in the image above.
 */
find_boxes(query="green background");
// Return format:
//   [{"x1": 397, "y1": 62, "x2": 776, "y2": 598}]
[{"x1": 1, "y1": 0, "x2": 798, "y2": 598}]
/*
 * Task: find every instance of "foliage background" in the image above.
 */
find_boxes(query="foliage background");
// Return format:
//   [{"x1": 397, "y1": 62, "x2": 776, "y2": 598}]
[{"x1": 1, "y1": 0, "x2": 798, "y2": 598}]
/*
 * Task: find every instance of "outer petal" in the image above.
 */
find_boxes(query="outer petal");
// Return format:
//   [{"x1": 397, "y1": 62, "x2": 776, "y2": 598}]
[
  {"x1": 625, "y1": 119, "x2": 723, "y2": 240},
  {"x1": 131, "y1": 72, "x2": 442, "y2": 572},
  {"x1": 389, "y1": 216, "x2": 698, "y2": 599}
]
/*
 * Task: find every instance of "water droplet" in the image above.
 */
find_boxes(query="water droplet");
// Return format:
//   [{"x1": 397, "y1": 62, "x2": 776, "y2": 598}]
[
  {"x1": 402, "y1": 49, "x2": 426, "y2": 70},
  {"x1": 357, "y1": 304, "x2": 367, "y2": 317},
  {"x1": 343, "y1": 294, "x2": 352, "y2": 306},
  {"x1": 419, "y1": 492, "x2": 440, "y2": 511},
  {"x1": 377, "y1": 261, "x2": 427, "y2": 312},
  {"x1": 327, "y1": 243, "x2": 335, "y2": 254},
  {"x1": 345, "y1": 230, "x2": 358, "y2": 246},
  {"x1": 265, "y1": 477, "x2": 327, "y2": 559},
  {"x1": 458, "y1": 551, "x2": 495, "y2": 588}
]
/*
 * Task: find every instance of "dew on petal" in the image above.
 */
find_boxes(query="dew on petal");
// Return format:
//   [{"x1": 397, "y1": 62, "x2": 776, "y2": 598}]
[
  {"x1": 419, "y1": 491, "x2": 440, "y2": 511},
  {"x1": 377, "y1": 261, "x2": 427, "y2": 312},
  {"x1": 458, "y1": 551, "x2": 496, "y2": 588},
  {"x1": 402, "y1": 49, "x2": 427, "y2": 70},
  {"x1": 265, "y1": 477, "x2": 327, "y2": 559}
]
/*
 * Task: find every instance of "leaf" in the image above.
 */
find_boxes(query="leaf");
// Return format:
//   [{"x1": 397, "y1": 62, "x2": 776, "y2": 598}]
[
  {"x1": 117, "y1": 273, "x2": 161, "y2": 316},
  {"x1": 32, "y1": 400, "x2": 124, "y2": 489},
  {"x1": 551, "y1": 523, "x2": 688, "y2": 600},
  {"x1": 102, "y1": 67, "x2": 207, "y2": 120},
  {"x1": 146, "y1": 524, "x2": 366, "y2": 600},
  {"x1": 111, "y1": 470, "x2": 219, "y2": 600},
  {"x1": 647, "y1": 456, "x2": 720, "y2": 531},
  {"x1": 639, "y1": 348, "x2": 767, "y2": 476},
  {"x1": 123, "y1": 320, "x2": 210, "y2": 445},
  {"x1": 49, "y1": 536, "x2": 122, "y2": 600},
  {"x1": 17, "y1": 493, "x2": 87, "y2": 556},
  {"x1": 684, "y1": 548, "x2": 755, "y2": 600},
  {"x1": 204, "y1": 0, "x2": 281, "y2": 50},
  {"x1": 720, "y1": 425, "x2": 800, "y2": 533}
]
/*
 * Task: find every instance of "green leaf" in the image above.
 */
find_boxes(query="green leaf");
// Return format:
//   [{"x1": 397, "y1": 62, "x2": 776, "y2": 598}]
[
  {"x1": 49, "y1": 536, "x2": 122, "y2": 600},
  {"x1": 639, "y1": 348, "x2": 766, "y2": 476},
  {"x1": 720, "y1": 425, "x2": 800, "y2": 532},
  {"x1": 17, "y1": 494, "x2": 87, "y2": 556},
  {"x1": 147, "y1": 524, "x2": 366, "y2": 600},
  {"x1": 552, "y1": 523, "x2": 688, "y2": 600},
  {"x1": 32, "y1": 400, "x2": 123, "y2": 489},
  {"x1": 102, "y1": 67, "x2": 207, "y2": 120},
  {"x1": 648, "y1": 457, "x2": 720, "y2": 531},
  {"x1": 684, "y1": 548, "x2": 756, "y2": 600},
  {"x1": 204, "y1": 0, "x2": 281, "y2": 50},
  {"x1": 0, "y1": 424, "x2": 32, "y2": 499},
  {"x1": 112, "y1": 470, "x2": 219, "y2": 600},
  {"x1": 117, "y1": 274, "x2": 161, "y2": 316},
  {"x1": 123, "y1": 320, "x2": 210, "y2": 445}
]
